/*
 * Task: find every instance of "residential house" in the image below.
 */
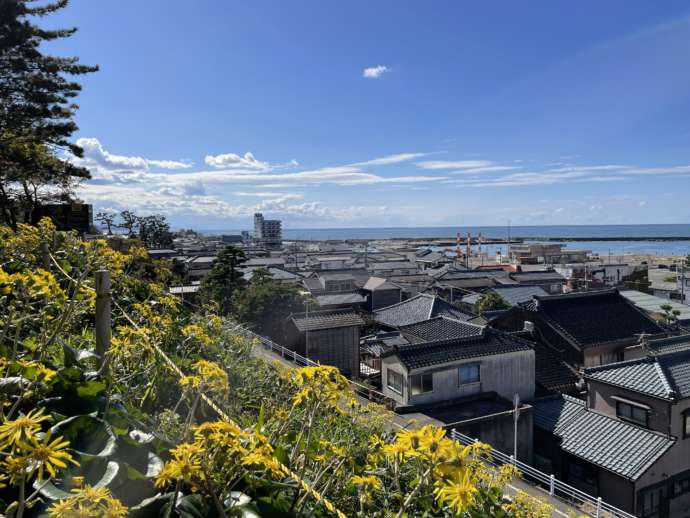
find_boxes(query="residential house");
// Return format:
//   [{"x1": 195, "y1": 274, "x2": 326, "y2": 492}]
[
  {"x1": 491, "y1": 289, "x2": 664, "y2": 368},
  {"x1": 508, "y1": 270, "x2": 566, "y2": 295},
  {"x1": 363, "y1": 277, "x2": 403, "y2": 310},
  {"x1": 380, "y1": 327, "x2": 535, "y2": 460},
  {"x1": 285, "y1": 309, "x2": 365, "y2": 377},
  {"x1": 533, "y1": 394, "x2": 676, "y2": 517},
  {"x1": 533, "y1": 344, "x2": 690, "y2": 517},
  {"x1": 374, "y1": 293, "x2": 473, "y2": 330}
]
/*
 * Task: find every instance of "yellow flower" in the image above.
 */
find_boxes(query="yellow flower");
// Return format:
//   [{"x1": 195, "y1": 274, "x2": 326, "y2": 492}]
[
  {"x1": 154, "y1": 442, "x2": 205, "y2": 489},
  {"x1": 434, "y1": 467, "x2": 479, "y2": 514},
  {"x1": 0, "y1": 408, "x2": 51, "y2": 450},
  {"x1": 24, "y1": 432, "x2": 79, "y2": 480},
  {"x1": 48, "y1": 485, "x2": 128, "y2": 518},
  {"x1": 350, "y1": 474, "x2": 381, "y2": 491}
]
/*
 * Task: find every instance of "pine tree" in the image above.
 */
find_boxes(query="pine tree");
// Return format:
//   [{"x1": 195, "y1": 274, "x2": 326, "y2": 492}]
[
  {"x1": 0, "y1": 0, "x2": 98, "y2": 229},
  {"x1": 200, "y1": 246, "x2": 247, "y2": 315}
]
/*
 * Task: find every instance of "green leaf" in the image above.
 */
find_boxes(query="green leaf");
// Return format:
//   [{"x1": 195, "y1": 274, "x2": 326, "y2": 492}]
[
  {"x1": 177, "y1": 494, "x2": 211, "y2": 518},
  {"x1": 50, "y1": 414, "x2": 117, "y2": 458},
  {"x1": 76, "y1": 379, "x2": 107, "y2": 397},
  {"x1": 34, "y1": 461, "x2": 120, "y2": 500}
]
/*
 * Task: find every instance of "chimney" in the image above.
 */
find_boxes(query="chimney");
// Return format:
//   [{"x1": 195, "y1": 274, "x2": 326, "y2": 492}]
[{"x1": 523, "y1": 321, "x2": 535, "y2": 335}]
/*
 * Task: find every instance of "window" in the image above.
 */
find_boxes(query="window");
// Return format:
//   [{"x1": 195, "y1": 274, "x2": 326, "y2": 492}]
[
  {"x1": 616, "y1": 401, "x2": 648, "y2": 427},
  {"x1": 410, "y1": 372, "x2": 433, "y2": 395},
  {"x1": 459, "y1": 364, "x2": 480, "y2": 385},
  {"x1": 386, "y1": 369, "x2": 404, "y2": 395},
  {"x1": 673, "y1": 475, "x2": 690, "y2": 497},
  {"x1": 640, "y1": 487, "x2": 662, "y2": 518},
  {"x1": 684, "y1": 412, "x2": 690, "y2": 439}
]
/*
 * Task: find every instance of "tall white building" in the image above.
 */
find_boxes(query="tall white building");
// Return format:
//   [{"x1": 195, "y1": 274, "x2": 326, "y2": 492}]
[{"x1": 253, "y1": 213, "x2": 282, "y2": 248}]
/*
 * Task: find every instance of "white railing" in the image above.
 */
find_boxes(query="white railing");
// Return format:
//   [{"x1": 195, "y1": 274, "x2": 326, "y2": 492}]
[
  {"x1": 450, "y1": 429, "x2": 636, "y2": 518},
  {"x1": 230, "y1": 324, "x2": 390, "y2": 405}
]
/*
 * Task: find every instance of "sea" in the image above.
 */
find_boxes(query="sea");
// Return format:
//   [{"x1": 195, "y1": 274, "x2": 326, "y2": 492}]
[{"x1": 199, "y1": 224, "x2": 690, "y2": 257}]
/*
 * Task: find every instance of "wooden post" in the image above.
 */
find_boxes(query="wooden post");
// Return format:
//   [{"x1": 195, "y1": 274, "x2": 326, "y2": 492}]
[
  {"x1": 95, "y1": 270, "x2": 111, "y2": 372},
  {"x1": 40, "y1": 242, "x2": 50, "y2": 270}
]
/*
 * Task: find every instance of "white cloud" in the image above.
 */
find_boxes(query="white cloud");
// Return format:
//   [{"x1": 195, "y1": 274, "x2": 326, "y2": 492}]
[
  {"x1": 204, "y1": 151, "x2": 269, "y2": 170},
  {"x1": 352, "y1": 153, "x2": 428, "y2": 166},
  {"x1": 416, "y1": 160, "x2": 496, "y2": 170},
  {"x1": 362, "y1": 65, "x2": 391, "y2": 79},
  {"x1": 76, "y1": 137, "x2": 191, "y2": 170}
]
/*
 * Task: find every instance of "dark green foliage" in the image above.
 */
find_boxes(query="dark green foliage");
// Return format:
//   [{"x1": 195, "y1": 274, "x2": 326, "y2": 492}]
[
  {"x1": 200, "y1": 246, "x2": 247, "y2": 315},
  {"x1": 96, "y1": 211, "x2": 116, "y2": 234},
  {"x1": 0, "y1": 0, "x2": 98, "y2": 228},
  {"x1": 117, "y1": 210, "x2": 139, "y2": 235},
  {"x1": 232, "y1": 268, "x2": 307, "y2": 340},
  {"x1": 475, "y1": 290, "x2": 511, "y2": 314},
  {"x1": 138, "y1": 214, "x2": 173, "y2": 248}
]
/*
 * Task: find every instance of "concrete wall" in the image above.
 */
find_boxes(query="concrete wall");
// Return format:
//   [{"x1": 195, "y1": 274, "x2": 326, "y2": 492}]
[
  {"x1": 598, "y1": 470, "x2": 635, "y2": 514},
  {"x1": 454, "y1": 408, "x2": 533, "y2": 463},
  {"x1": 381, "y1": 349, "x2": 535, "y2": 406},
  {"x1": 587, "y1": 379, "x2": 672, "y2": 434}
]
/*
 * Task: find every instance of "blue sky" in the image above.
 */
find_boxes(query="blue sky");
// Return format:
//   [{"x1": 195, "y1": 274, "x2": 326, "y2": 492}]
[{"x1": 47, "y1": 1, "x2": 690, "y2": 229}]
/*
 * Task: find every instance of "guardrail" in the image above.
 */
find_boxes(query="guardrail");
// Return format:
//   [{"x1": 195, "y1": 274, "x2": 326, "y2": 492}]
[
  {"x1": 450, "y1": 429, "x2": 636, "y2": 518},
  {"x1": 230, "y1": 324, "x2": 390, "y2": 406}
]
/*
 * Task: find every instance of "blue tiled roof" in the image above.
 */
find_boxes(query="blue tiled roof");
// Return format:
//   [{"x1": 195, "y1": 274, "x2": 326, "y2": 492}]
[{"x1": 534, "y1": 395, "x2": 675, "y2": 480}]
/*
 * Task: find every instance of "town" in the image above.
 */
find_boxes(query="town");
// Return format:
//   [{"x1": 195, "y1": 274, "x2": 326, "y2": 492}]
[{"x1": 108, "y1": 211, "x2": 688, "y2": 518}]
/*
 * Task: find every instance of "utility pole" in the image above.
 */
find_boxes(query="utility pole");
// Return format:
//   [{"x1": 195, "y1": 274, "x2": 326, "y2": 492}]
[
  {"x1": 95, "y1": 270, "x2": 111, "y2": 373},
  {"x1": 513, "y1": 392, "x2": 521, "y2": 461},
  {"x1": 304, "y1": 298, "x2": 310, "y2": 361}
]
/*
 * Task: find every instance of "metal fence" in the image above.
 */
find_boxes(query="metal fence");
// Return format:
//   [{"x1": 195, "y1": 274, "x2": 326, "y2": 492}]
[
  {"x1": 229, "y1": 324, "x2": 635, "y2": 518},
  {"x1": 450, "y1": 429, "x2": 636, "y2": 518}
]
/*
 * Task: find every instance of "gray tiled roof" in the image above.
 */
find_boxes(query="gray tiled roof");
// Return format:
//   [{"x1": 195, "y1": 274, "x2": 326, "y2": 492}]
[
  {"x1": 585, "y1": 348, "x2": 690, "y2": 401},
  {"x1": 510, "y1": 271, "x2": 566, "y2": 283},
  {"x1": 585, "y1": 358, "x2": 673, "y2": 400},
  {"x1": 659, "y1": 350, "x2": 690, "y2": 399},
  {"x1": 399, "y1": 316, "x2": 484, "y2": 343},
  {"x1": 316, "y1": 293, "x2": 366, "y2": 306},
  {"x1": 647, "y1": 335, "x2": 690, "y2": 355},
  {"x1": 384, "y1": 328, "x2": 533, "y2": 370},
  {"x1": 290, "y1": 309, "x2": 365, "y2": 332},
  {"x1": 534, "y1": 395, "x2": 675, "y2": 480},
  {"x1": 493, "y1": 285, "x2": 549, "y2": 306},
  {"x1": 374, "y1": 294, "x2": 472, "y2": 327}
]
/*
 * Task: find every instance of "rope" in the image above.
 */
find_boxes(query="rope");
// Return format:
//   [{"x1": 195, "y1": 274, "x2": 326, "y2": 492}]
[{"x1": 110, "y1": 299, "x2": 347, "y2": 518}]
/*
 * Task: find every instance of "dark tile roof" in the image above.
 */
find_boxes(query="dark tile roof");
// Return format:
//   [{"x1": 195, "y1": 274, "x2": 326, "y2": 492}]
[
  {"x1": 647, "y1": 335, "x2": 690, "y2": 355},
  {"x1": 399, "y1": 316, "x2": 484, "y2": 343},
  {"x1": 290, "y1": 309, "x2": 365, "y2": 332},
  {"x1": 383, "y1": 328, "x2": 533, "y2": 370},
  {"x1": 585, "y1": 346, "x2": 690, "y2": 401},
  {"x1": 510, "y1": 271, "x2": 566, "y2": 283},
  {"x1": 659, "y1": 350, "x2": 690, "y2": 399},
  {"x1": 493, "y1": 285, "x2": 549, "y2": 306},
  {"x1": 534, "y1": 395, "x2": 675, "y2": 481},
  {"x1": 530, "y1": 341, "x2": 579, "y2": 394},
  {"x1": 374, "y1": 294, "x2": 472, "y2": 327},
  {"x1": 585, "y1": 357, "x2": 673, "y2": 400},
  {"x1": 532, "y1": 289, "x2": 663, "y2": 349},
  {"x1": 316, "y1": 293, "x2": 366, "y2": 306}
]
